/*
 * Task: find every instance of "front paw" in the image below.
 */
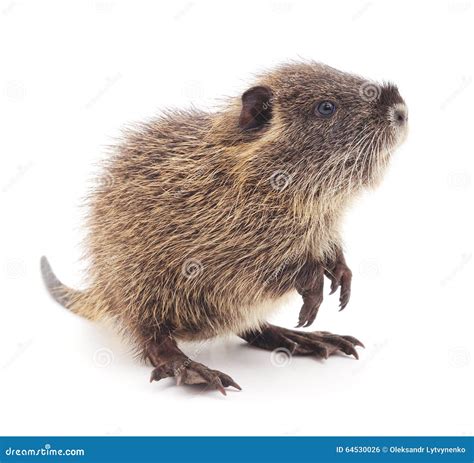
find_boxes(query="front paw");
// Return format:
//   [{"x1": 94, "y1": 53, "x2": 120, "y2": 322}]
[
  {"x1": 325, "y1": 263, "x2": 352, "y2": 310},
  {"x1": 296, "y1": 290, "x2": 323, "y2": 328}
]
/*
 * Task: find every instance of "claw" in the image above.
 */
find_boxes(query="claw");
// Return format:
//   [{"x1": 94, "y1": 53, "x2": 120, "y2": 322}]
[
  {"x1": 318, "y1": 333, "x2": 361, "y2": 359},
  {"x1": 329, "y1": 278, "x2": 340, "y2": 295},
  {"x1": 347, "y1": 346, "x2": 359, "y2": 359},
  {"x1": 213, "y1": 377, "x2": 227, "y2": 396},
  {"x1": 150, "y1": 367, "x2": 167, "y2": 383},
  {"x1": 327, "y1": 261, "x2": 352, "y2": 311},
  {"x1": 305, "y1": 311, "x2": 319, "y2": 328},
  {"x1": 322, "y1": 347, "x2": 330, "y2": 359},
  {"x1": 225, "y1": 379, "x2": 242, "y2": 391},
  {"x1": 219, "y1": 374, "x2": 242, "y2": 391},
  {"x1": 339, "y1": 287, "x2": 350, "y2": 311},
  {"x1": 297, "y1": 295, "x2": 322, "y2": 328},
  {"x1": 342, "y1": 335, "x2": 365, "y2": 348}
]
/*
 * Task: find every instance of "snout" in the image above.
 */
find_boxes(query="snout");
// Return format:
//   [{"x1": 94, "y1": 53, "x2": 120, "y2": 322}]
[
  {"x1": 379, "y1": 84, "x2": 408, "y2": 128},
  {"x1": 389, "y1": 103, "x2": 408, "y2": 127}
]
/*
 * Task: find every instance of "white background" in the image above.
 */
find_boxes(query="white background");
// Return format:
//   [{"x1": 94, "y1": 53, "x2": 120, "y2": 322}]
[{"x1": 1, "y1": 0, "x2": 473, "y2": 436}]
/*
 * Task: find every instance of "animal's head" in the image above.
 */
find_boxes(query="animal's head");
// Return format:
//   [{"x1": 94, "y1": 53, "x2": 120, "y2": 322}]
[{"x1": 237, "y1": 62, "x2": 408, "y2": 195}]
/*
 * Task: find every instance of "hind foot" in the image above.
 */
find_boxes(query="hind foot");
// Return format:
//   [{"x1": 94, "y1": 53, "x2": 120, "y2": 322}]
[
  {"x1": 145, "y1": 334, "x2": 241, "y2": 395},
  {"x1": 240, "y1": 324, "x2": 364, "y2": 359},
  {"x1": 150, "y1": 359, "x2": 241, "y2": 395}
]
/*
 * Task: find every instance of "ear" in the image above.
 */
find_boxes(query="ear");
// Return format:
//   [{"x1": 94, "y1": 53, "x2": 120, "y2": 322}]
[{"x1": 238, "y1": 86, "x2": 273, "y2": 131}]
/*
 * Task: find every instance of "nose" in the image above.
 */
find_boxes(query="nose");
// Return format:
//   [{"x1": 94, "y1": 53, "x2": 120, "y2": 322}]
[
  {"x1": 392, "y1": 104, "x2": 408, "y2": 126},
  {"x1": 378, "y1": 84, "x2": 408, "y2": 127}
]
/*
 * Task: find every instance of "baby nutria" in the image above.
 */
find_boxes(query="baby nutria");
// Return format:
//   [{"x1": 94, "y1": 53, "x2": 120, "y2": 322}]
[{"x1": 41, "y1": 61, "x2": 408, "y2": 394}]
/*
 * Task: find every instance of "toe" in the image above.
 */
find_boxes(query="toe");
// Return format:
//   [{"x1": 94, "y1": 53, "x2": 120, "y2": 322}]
[
  {"x1": 341, "y1": 335, "x2": 365, "y2": 348},
  {"x1": 329, "y1": 278, "x2": 340, "y2": 295},
  {"x1": 289, "y1": 333, "x2": 330, "y2": 358},
  {"x1": 211, "y1": 376, "x2": 227, "y2": 395},
  {"x1": 218, "y1": 373, "x2": 242, "y2": 391},
  {"x1": 318, "y1": 333, "x2": 361, "y2": 359},
  {"x1": 339, "y1": 292, "x2": 350, "y2": 311},
  {"x1": 150, "y1": 366, "x2": 172, "y2": 383}
]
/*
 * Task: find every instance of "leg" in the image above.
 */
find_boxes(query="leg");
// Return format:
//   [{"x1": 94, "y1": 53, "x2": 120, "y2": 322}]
[
  {"x1": 294, "y1": 249, "x2": 353, "y2": 327},
  {"x1": 240, "y1": 324, "x2": 364, "y2": 359},
  {"x1": 145, "y1": 333, "x2": 241, "y2": 395}
]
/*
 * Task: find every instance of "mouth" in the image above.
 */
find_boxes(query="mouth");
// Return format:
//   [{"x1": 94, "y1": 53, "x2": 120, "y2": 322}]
[{"x1": 354, "y1": 104, "x2": 408, "y2": 189}]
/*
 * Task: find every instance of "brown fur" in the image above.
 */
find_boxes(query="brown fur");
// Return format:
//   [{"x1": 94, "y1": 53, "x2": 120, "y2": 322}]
[{"x1": 41, "y1": 61, "x2": 407, "y2": 356}]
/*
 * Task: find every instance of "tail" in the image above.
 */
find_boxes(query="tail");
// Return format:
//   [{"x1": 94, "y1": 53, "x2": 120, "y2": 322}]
[{"x1": 40, "y1": 256, "x2": 92, "y2": 319}]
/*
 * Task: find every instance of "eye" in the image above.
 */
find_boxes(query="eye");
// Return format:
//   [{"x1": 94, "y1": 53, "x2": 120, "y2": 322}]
[{"x1": 316, "y1": 101, "x2": 336, "y2": 117}]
